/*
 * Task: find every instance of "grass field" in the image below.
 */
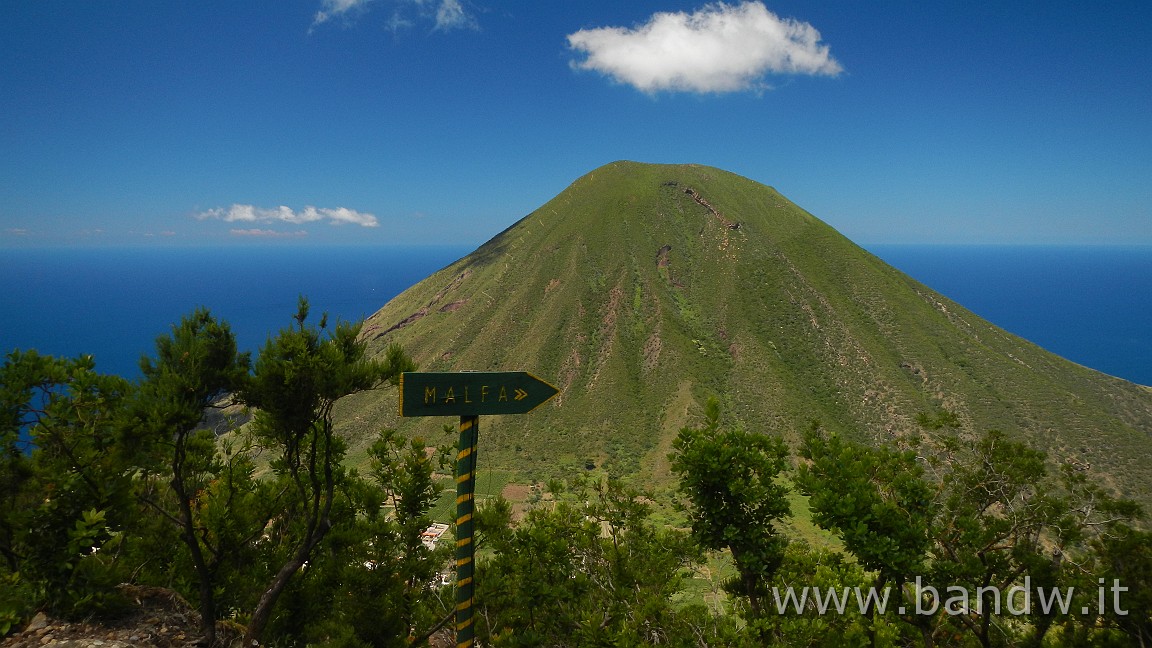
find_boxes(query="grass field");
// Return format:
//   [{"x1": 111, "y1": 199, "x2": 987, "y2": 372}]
[{"x1": 428, "y1": 469, "x2": 520, "y2": 524}]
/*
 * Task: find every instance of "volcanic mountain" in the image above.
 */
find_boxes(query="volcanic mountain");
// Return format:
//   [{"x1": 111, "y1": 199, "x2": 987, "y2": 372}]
[{"x1": 337, "y1": 161, "x2": 1152, "y2": 505}]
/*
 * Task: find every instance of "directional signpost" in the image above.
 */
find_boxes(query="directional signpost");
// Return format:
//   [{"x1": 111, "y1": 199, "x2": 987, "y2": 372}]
[
  {"x1": 399, "y1": 371, "x2": 560, "y2": 418},
  {"x1": 398, "y1": 372, "x2": 559, "y2": 648}
]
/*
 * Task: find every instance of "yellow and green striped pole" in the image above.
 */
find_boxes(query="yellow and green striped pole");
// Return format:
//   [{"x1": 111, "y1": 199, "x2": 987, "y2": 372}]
[{"x1": 454, "y1": 415, "x2": 479, "y2": 648}]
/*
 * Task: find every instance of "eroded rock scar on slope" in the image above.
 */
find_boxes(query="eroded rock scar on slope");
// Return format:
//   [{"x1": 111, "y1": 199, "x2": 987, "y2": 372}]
[
  {"x1": 367, "y1": 269, "x2": 473, "y2": 339},
  {"x1": 682, "y1": 186, "x2": 740, "y2": 231}
]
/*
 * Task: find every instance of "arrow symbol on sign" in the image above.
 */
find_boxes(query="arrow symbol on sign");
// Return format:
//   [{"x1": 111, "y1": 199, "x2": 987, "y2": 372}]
[{"x1": 514, "y1": 388, "x2": 528, "y2": 401}]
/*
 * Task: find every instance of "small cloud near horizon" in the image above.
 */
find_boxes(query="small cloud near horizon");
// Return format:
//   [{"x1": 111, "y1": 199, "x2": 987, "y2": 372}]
[
  {"x1": 197, "y1": 204, "x2": 379, "y2": 228},
  {"x1": 567, "y1": 1, "x2": 842, "y2": 94}
]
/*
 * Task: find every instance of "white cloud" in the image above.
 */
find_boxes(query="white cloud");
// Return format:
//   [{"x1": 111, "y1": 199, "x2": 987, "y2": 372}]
[
  {"x1": 317, "y1": 206, "x2": 380, "y2": 227},
  {"x1": 313, "y1": 0, "x2": 374, "y2": 26},
  {"x1": 385, "y1": 11, "x2": 415, "y2": 32},
  {"x1": 198, "y1": 204, "x2": 379, "y2": 228},
  {"x1": 566, "y1": 1, "x2": 842, "y2": 94},
  {"x1": 433, "y1": 0, "x2": 477, "y2": 31},
  {"x1": 313, "y1": 0, "x2": 476, "y2": 31}
]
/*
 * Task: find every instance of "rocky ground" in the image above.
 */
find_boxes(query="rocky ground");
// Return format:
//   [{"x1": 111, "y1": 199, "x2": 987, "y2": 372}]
[
  {"x1": 2, "y1": 586, "x2": 460, "y2": 648},
  {"x1": 1, "y1": 586, "x2": 241, "y2": 648}
]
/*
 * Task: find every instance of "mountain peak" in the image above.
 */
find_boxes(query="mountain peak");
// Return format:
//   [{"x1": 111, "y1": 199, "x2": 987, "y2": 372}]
[{"x1": 347, "y1": 162, "x2": 1152, "y2": 506}]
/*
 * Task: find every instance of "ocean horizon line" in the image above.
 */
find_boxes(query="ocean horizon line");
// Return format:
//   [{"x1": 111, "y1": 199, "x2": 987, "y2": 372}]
[{"x1": 3, "y1": 243, "x2": 1150, "y2": 386}]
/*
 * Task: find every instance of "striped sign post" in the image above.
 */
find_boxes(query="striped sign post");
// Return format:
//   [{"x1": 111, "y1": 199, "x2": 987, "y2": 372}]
[
  {"x1": 454, "y1": 414, "x2": 479, "y2": 646},
  {"x1": 398, "y1": 372, "x2": 559, "y2": 648}
]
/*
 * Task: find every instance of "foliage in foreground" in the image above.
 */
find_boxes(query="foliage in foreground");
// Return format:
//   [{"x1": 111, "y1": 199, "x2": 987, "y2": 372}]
[{"x1": 2, "y1": 306, "x2": 1152, "y2": 647}]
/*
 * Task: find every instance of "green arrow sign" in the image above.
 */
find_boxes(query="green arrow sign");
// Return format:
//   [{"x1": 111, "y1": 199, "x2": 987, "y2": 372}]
[{"x1": 398, "y1": 371, "x2": 559, "y2": 417}]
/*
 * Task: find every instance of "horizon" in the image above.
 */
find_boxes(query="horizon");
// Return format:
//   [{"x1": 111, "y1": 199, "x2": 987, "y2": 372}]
[
  {"x1": 2, "y1": 3, "x2": 1150, "y2": 249},
  {"x1": 4, "y1": 239, "x2": 1150, "y2": 388},
  {"x1": 5, "y1": 239, "x2": 1152, "y2": 251}
]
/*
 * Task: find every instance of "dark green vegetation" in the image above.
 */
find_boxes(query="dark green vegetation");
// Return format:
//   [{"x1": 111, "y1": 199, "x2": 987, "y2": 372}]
[
  {"x1": 353, "y1": 161, "x2": 1152, "y2": 508},
  {"x1": 5, "y1": 332, "x2": 1151, "y2": 646},
  {"x1": 1, "y1": 303, "x2": 445, "y2": 646},
  {"x1": 671, "y1": 398, "x2": 791, "y2": 620}
]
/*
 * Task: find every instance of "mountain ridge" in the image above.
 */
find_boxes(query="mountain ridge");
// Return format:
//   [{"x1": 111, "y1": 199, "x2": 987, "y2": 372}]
[{"x1": 336, "y1": 161, "x2": 1152, "y2": 506}]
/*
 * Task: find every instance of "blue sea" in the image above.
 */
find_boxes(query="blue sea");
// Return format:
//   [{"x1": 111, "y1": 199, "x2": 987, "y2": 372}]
[
  {"x1": 2, "y1": 244, "x2": 1150, "y2": 386},
  {"x1": 1, "y1": 245, "x2": 471, "y2": 380},
  {"x1": 867, "y1": 245, "x2": 1152, "y2": 387}
]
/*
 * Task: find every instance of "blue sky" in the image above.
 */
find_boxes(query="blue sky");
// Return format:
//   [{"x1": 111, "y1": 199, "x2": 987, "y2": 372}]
[{"x1": 2, "y1": 0, "x2": 1149, "y2": 248}]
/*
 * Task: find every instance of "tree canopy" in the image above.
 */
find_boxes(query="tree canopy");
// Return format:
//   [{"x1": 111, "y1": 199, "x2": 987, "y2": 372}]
[{"x1": 2, "y1": 310, "x2": 1149, "y2": 647}]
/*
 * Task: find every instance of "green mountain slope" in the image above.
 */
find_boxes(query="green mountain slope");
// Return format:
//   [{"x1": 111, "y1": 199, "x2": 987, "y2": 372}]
[{"x1": 338, "y1": 161, "x2": 1152, "y2": 505}]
